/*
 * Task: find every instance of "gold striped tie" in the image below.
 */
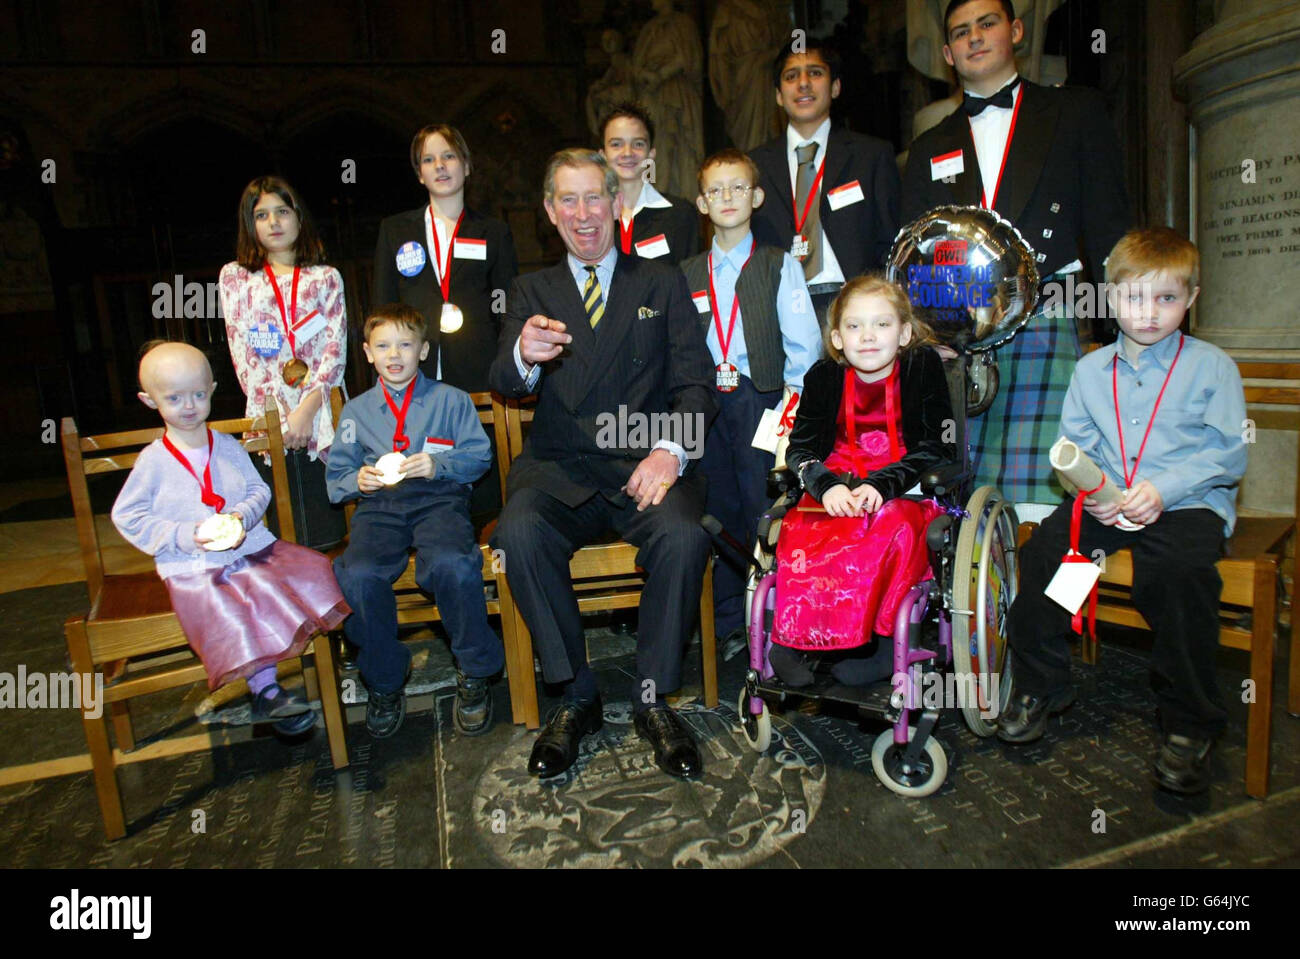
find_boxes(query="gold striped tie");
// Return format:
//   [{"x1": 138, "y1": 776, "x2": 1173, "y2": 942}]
[{"x1": 583, "y1": 265, "x2": 605, "y2": 329}]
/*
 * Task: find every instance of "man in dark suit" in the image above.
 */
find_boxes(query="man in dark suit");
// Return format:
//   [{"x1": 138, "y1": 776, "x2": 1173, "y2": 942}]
[
  {"x1": 490, "y1": 149, "x2": 717, "y2": 781},
  {"x1": 598, "y1": 102, "x2": 700, "y2": 265},
  {"x1": 900, "y1": 0, "x2": 1131, "y2": 516},
  {"x1": 749, "y1": 39, "x2": 901, "y2": 325}
]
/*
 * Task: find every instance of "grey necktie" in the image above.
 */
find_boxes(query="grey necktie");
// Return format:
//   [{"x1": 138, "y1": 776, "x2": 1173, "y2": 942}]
[{"x1": 794, "y1": 141, "x2": 823, "y2": 279}]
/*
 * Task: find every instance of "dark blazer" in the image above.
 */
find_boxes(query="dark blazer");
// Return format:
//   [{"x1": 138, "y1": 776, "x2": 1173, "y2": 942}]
[
  {"x1": 488, "y1": 253, "x2": 717, "y2": 507},
  {"x1": 901, "y1": 80, "x2": 1131, "y2": 285},
  {"x1": 786, "y1": 349, "x2": 954, "y2": 502},
  {"x1": 372, "y1": 205, "x2": 518, "y2": 393},
  {"x1": 624, "y1": 194, "x2": 701, "y2": 265},
  {"x1": 750, "y1": 126, "x2": 901, "y2": 278}
]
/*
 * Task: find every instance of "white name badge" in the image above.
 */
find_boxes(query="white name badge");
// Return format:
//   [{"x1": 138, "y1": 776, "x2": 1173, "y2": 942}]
[
  {"x1": 635, "y1": 233, "x2": 670, "y2": 259},
  {"x1": 453, "y1": 237, "x2": 487, "y2": 260},
  {"x1": 930, "y1": 149, "x2": 965, "y2": 181},
  {"x1": 1045, "y1": 558, "x2": 1101, "y2": 615},
  {"x1": 395, "y1": 241, "x2": 427, "y2": 276},
  {"x1": 292, "y1": 309, "x2": 326, "y2": 342},
  {"x1": 422, "y1": 436, "x2": 454, "y2": 455},
  {"x1": 827, "y1": 179, "x2": 864, "y2": 210},
  {"x1": 691, "y1": 291, "x2": 711, "y2": 314}
]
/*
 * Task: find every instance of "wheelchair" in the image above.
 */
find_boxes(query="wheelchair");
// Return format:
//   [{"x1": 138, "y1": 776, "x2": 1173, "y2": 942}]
[{"x1": 704, "y1": 357, "x2": 1020, "y2": 798}]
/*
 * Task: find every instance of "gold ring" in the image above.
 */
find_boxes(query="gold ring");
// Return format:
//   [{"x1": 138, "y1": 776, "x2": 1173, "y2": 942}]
[{"x1": 661, "y1": 481, "x2": 670, "y2": 489}]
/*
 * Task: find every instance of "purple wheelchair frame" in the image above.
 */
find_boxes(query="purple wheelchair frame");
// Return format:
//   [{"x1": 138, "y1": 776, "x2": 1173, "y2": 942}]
[{"x1": 746, "y1": 545, "x2": 954, "y2": 747}]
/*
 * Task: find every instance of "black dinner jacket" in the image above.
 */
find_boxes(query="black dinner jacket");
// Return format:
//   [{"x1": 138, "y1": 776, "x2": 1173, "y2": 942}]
[
  {"x1": 371, "y1": 205, "x2": 518, "y2": 393},
  {"x1": 901, "y1": 79, "x2": 1131, "y2": 286},
  {"x1": 785, "y1": 349, "x2": 954, "y2": 502},
  {"x1": 488, "y1": 252, "x2": 717, "y2": 508},
  {"x1": 750, "y1": 125, "x2": 901, "y2": 278},
  {"x1": 624, "y1": 194, "x2": 701, "y2": 265}
]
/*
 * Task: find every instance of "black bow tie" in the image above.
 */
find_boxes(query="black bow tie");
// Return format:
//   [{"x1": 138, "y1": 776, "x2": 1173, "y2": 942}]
[{"x1": 961, "y1": 77, "x2": 1021, "y2": 117}]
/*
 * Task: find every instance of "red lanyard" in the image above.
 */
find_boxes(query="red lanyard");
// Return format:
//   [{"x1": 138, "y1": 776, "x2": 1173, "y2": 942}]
[
  {"x1": 162, "y1": 428, "x2": 226, "y2": 512},
  {"x1": 429, "y1": 206, "x2": 466, "y2": 302},
  {"x1": 1113, "y1": 334, "x2": 1184, "y2": 487},
  {"x1": 263, "y1": 264, "x2": 301, "y2": 359},
  {"x1": 792, "y1": 158, "x2": 826, "y2": 237},
  {"x1": 706, "y1": 238, "x2": 756, "y2": 364},
  {"x1": 972, "y1": 85, "x2": 1022, "y2": 211},
  {"x1": 380, "y1": 379, "x2": 415, "y2": 452},
  {"x1": 617, "y1": 215, "x2": 635, "y2": 255},
  {"x1": 841, "y1": 364, "x2": 901, "y2": 472},
  {"x1": 1062, "y1": 478, "x2": 1106, "y2": 641}
]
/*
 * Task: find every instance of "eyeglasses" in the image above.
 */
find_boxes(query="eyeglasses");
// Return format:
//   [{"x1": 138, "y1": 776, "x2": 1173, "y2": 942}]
[{"x1": 704, "y1": 185, "x2": 754, "y2": 202}]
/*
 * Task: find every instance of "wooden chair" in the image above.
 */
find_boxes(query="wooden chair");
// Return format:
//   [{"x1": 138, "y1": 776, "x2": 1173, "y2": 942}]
[
  {"x1": 326, "y1": 388, "x2": 516, "y2": 694},
  {"x1": 493, "y1": 394, "x2": 718, "y2": 730},
  {"x1": 1025, "y1": 360, "x2": 1300, "y2": 799},
  {"x1": 62, "y1": 399, "x2": 349, "y2": 840}
]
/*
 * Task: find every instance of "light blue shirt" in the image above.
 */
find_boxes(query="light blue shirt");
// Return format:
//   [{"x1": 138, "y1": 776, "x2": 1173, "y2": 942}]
[
  {"x1": 1059, "y1": 332, "x2": 1247, "y2": 535},
  {"x1": 701, "y1": 231, "x2": 820, "y2": 390}
]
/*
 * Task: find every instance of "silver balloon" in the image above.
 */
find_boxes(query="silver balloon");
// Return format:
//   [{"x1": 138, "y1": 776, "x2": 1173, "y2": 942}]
[{"x1": 886, "y1": 206, "x2": 1040, "y2": 353}]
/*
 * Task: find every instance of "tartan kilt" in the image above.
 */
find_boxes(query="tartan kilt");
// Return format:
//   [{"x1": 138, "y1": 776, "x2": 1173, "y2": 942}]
[{"x1": 968, "y1": 296, "x2": 1081, "y2": 505}]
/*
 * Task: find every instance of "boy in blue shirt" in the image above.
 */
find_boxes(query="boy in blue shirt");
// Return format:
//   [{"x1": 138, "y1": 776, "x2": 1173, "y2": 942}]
[
  {"x1": 680, "y1": 148, "x2": 820, "y2": 650},
  {"x1": 328, "y1": 304, "x2": 504, "y2": 739},
  {"x1": 1000, "y1": 228, "x2": 1247, "y2": 794}
]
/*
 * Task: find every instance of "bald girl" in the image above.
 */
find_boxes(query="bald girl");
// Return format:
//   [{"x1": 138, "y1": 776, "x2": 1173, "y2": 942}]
[{"x1": 137, "y1": 341, "x2": 216, "y2": 446}]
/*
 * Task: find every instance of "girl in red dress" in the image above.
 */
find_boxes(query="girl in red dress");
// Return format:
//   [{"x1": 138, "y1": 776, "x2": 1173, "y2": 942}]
[{"x1": 772, "y1": 275, "x2": 955, "y2": 686}]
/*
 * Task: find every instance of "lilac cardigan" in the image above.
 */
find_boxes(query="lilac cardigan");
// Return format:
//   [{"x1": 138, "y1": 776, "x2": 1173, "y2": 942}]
[{"x1": 111, "y1": 431, "x2": 277, "y2": 579}]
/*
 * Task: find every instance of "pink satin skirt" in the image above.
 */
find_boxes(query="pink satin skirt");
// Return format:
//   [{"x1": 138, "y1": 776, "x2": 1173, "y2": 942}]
[
  {"x1": 164, "y1": 540, "x2": 351, "y2": 689},
  {"x1": 774, "y1": 496, "x2": 942, "y2": 651}
]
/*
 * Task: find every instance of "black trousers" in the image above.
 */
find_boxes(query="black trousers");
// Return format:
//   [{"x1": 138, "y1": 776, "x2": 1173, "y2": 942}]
[
  {"x1": 254, "y1": 449, "x2": 346, "y2": 551},
  {"x1": 491, "y1": 476, "x2": 711, "y2": 699},
  {"x1": 1008, "y1": 501, "x2": 1228, "y2": 739},
  {"x1": 699, "y1": 376, "x2": 780, "y2": 636}
]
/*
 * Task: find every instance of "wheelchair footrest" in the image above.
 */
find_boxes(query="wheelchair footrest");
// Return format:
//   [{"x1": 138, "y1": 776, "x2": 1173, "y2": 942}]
[{"x1": 755, "y1": 676, "x2": 896, "y2": 716}]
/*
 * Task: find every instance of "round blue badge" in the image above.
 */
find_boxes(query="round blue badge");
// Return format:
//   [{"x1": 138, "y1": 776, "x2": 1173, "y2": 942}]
[{"x1": 395, "y1": 241, "x2": 427, "y2": 277}]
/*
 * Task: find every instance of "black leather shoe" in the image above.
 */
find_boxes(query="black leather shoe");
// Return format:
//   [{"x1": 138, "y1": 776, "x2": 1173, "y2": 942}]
[
  {"x1": 454, "y1": 670, "x2": 494, "y2": 736},
  {"x1": 528, "y1": 696, "x2": 603, "y2": 778},
  {"x1": 366, "y1": 688, "x2": 406, "y2": 739},
  {"x1": 251, "y1": 684, "x2": 310, "y2": 724},
  {"x1": 634, "y1": 705, "x2": 703, "y2": 779},
  {"x1": 720, "y1": 627, "x2": 749, "y2": 662},
  {"x1": 1154, "y1": 733, "x2": 1214, "y2": 794},
  {"x1": 272, "y1": 709, "x2": 316, "y2": 736},
  {"x1": 996, "y1": 686, "x2": 1076, "y2": 743}
]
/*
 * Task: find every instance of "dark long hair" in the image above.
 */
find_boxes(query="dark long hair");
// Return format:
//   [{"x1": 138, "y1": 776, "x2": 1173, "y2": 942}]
[{"x1": 234, "y1": 176, "x2": 327, "y2": 271}]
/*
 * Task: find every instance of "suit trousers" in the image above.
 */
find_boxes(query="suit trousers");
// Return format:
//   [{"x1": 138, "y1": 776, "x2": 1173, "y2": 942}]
[
  {"x1": 333, "y1": 481, "x2": 504, "y2": 694},
  {"x1": 1008, "y1": 501, "x2": 1228, "y2": 739},
  {"x1": 492, "y1": 476, "x2": 711, "y2": 698},
  {"x1": 699, "y1": 377, "x2": 780, "y2": 636}
]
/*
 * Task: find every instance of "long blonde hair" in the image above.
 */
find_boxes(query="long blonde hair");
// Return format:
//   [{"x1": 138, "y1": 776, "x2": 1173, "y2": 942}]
[{"x1": 824, "y1": 274, "x2": 934, "y2": 366}]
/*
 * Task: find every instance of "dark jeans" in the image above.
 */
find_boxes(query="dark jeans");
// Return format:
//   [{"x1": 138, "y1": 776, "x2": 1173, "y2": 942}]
[
  {"x1": 254, "y1": 449, "x2": 346, "y2": 551},
  {"x1": 699, "y1": 376, "x2": 780, "y2": 636},
  {"x1": 1008, "y1": 501, "x2": 1228, "y2": 739},
  {"x1": 332, "y1": 480, "x2": 504, "y2": 694}
]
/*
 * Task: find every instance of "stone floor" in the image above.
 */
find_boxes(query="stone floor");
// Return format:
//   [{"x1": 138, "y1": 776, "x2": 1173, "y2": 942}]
[{"x1": 1, "y1": 579, "x2": 1297, "y2": 869}]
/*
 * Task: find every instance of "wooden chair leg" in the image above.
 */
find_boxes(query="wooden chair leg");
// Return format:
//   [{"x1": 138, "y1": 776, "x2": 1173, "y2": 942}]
[
  {"x1": 1289, "y1": 608, "x2": 1299, "y2": 717},
  {"x1": 1081, "y1": 631, "x2": 1099, "y2": 666},
  {"x1": 65, "y1": 618, "x2": 127, "y2": 840},
  {"x1": 700, "y1": 561, "x2": 718, "y2": 707},
  {"x1": 513, "y1": 606, "x2": 541, "y2": 730},
  {"x1": 311, "y1": 633, "x2": 349, "y2": 770},
  {"x1": 1245, "y1": 557, "x2": 1275, "y2": 799},
  {"x1": 109, "y1": 701, "x2": 136, "y2": 753}
]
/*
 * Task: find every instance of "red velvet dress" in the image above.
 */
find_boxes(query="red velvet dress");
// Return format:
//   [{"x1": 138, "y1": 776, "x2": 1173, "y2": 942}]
[{"x1": 774, "y1": 366, "x2": 942, "y2": 650}]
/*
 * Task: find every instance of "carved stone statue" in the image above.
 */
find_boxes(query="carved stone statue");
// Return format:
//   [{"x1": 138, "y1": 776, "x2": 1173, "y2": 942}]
[
  {"x1": 709, "y1": 0, "x2": 785, "y2": 152},
  {"x1": 586, "y1": 29, "x2": 635, "y2": 141},
  {"x1": 631, "y1": 0, "x2": 704, "y2": 197}
]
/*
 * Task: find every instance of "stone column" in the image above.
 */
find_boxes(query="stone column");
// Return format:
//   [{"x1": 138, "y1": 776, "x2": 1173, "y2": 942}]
[{"x1": 1174, "y1": 0, "x2": 1300, "y2": 356}]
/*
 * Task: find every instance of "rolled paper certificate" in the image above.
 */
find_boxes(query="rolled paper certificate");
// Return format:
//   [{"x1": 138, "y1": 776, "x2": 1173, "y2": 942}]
[
  {"x1": 197, "y1": 513, "x2": 243, "y2": 551},
  {"x1": 1049, "y1": 438, "x2": 1125, "y2": 509},
  {"x1": 375, "y1": 451, "x2": 407, "y2": 486}
]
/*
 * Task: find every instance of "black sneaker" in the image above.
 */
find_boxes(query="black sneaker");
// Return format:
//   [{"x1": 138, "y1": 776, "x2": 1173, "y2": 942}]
[
  {"x1": 1154, "y1": 733, "x2": 1214, "y2": 794},
  {"x1": 454, "y1": 670, "x2": 494, "y2": 736},
  {"x1": 366, "y1": 688, "x2": 406, "y2": 739},
  {"x1": 251, "y1": 684, "x2": 311, "y2": 724},
  {"x1": 996, "y1": 687, "x2": 1076, "y2": 743}
]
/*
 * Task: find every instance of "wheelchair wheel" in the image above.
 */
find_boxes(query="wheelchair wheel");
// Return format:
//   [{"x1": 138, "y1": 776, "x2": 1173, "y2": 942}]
[
  {"x1": 871, "y1": 728, "x2": 948, "y2": 797},
  {"x1": 952, "y1": 485, "x2": 1018, "y2": 737},
  {"x1": 737, "y1": 689, "x2": 772, "y2": 753}
]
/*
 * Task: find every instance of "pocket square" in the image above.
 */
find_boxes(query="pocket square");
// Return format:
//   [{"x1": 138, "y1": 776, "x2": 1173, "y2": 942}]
[{"x1": 637, "y1": 306, "x2": 662, "y2": 320}]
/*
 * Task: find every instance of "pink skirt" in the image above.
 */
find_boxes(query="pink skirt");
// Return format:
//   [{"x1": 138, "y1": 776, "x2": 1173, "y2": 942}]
[
  {"x1": 165, "y1": 540, "x2": 351, "y2": 689},
  {"x1": 774, "y1": 496, "x2": 941, "y2": 651}
]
